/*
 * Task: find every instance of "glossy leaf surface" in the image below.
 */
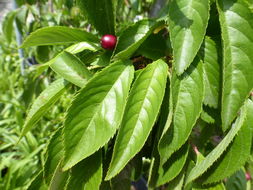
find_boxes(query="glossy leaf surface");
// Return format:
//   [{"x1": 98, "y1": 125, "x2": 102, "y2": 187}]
[
  {"x1": 159, "y1": 57, "x2": 204, "y2": 165},
  {"x1": 21, "y1": 79, "x2": 69, "y2": 138},
  {"x1": 63, "y1": 61, "x2": 134, "y2": 170},
  {"x1": 148, "y1": 77, "x2": 181, "y2": 189},
  {"x1": 106, "y1": 60, "x2": 168, "y2": 180},
  {"x1": 50, "y1": 51, "x2": 92, "y2": 88},
  {"x1": 168, "y1": 0, "x2": 209, "y2": 75},
  {"x1": 65, "y1": 42, "x2": 99, "y2": 54},
  {"x1": 21, "y1": 26, "x2": 98, "y2": 47},
  {"x1": 218, "y1": 0, "x2": 253, "y2": 130},
  {"x1": 148, "y1": 79, "x2": 171, "y2": 188},
  {"x1": 35, "y1": 41, "x2": 98, "y2": 77},
  {"x1": 199, "y1": 37, "x2": 221, "y2": 108}
]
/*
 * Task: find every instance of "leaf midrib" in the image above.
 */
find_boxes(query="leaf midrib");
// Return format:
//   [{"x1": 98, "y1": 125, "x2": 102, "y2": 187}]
[
  {"x1": 116, "y1": 65, "x2": 158, "y2": 159},
  {"x1": 220, "y1": 6, "x2": 237, "y2": 128},
  {"x1": 176, "y1": 0, "x2": 194, "y2": 68},
  {"x1": 165, "y1": 63, "x2": 202, "y2": 163},
  {"x1": 67, "y1": 66, "x2": 131, "y2": 165}
]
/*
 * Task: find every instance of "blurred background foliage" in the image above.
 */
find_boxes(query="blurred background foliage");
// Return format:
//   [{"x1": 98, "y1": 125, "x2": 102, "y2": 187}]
[{"x1": 0, "y1": 0, "x2": 160, "y2": 189}]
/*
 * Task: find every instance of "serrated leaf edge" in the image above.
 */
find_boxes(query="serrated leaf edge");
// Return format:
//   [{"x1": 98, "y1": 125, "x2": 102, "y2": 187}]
[
  {"x1": 105, "y1": 61, "x2": 168, "y2": 180},
  {"x1": 62, "y1": 62, "x2": 134, "y2": 170},
  {"x1": 160, "y1": 58, "x2": 204, "y2": 165},
  {"x1": 185, "y1": 100, "x2": 248, "y2": 185},
  {"x1": 21, "y1": 26, "x2": 99, "y2": 48},
  {"x1": 170, "y1": 0, "x2": 210, "y2": 75}
]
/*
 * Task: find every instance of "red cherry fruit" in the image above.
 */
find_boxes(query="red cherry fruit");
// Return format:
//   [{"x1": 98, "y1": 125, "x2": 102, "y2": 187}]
[{"x1": 100, "y1": 34, "x2": 117, "y2": 50}]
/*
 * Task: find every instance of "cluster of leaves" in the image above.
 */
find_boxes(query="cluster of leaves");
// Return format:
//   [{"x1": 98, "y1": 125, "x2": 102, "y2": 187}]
[{"x1": 1, "y1": 0, "x2": 253, "y2": 189}]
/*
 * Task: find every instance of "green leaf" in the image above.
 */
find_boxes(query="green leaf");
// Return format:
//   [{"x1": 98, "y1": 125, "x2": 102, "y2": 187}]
[
  {"x1": 21, "y1": 26, "x2": 99, "y2": 48},
  {"x1": 201, "y1": 106, "x2": 221, "y2": 124},
  {"x1": 199, "y1": 37, "x2": 221, "y2": 109},
  {"x1": 191, "y1": 151, "x2": 226, "y2": 190},
  {"x1": 136, "y1": 32, "x2": 168, "y2": 60},
  {"x1": 65, "y1": 42, "x2": 99, "y2": 54},
  {"x1": 193, "y1": 183, "x2": 226, "y2": 190},
  {"x1": 114, "y1": 20, "x2": 165, "y2": 60},
  {"x1": 225, "y1": 169, "x2": 247, "y2": 190},
  {"x1": 168, "y1": 0, "x2": 210, "y2": 75},
  {"x1": 34, "y1": 41, "x2": 98, "y2": 78},
  {"x1": 44, "y1": 128, "x2": 68, "y2": 186},
  {"x1": 185, "y1": 100, "x2": 252, "y2": 185},
  {"x1": 157, "y1": 144, "x2": 189, "y2": 186},
  {"x1": 77, "y1": 0, "x2": 116, "y2": 35},
  {"x1": 159, "y1": 57, "x2": 204, "y2": 165},
  {"x1": 65, "y1": 150, "x2": 102, "y2": 190},
  {"x1": 148, "y1": 78, "x2": 171, "y2": 188},
  {"x1": 21, "y1": 78, "x2": 70, "y2": 138},
  {"x1": 48, "y1": 165, "x2": 69, "y2": 190},
  {"x1": 15, "y1": 6, "x2": 28, "y2": 35},
  {"x1": 49, "y1": 51, "x2": 92, "y2": 88},
  {"x1": 185, "y1": 158, "x2": 226, "y2": 190},
  {"x1": 63, "y1": 60, "x2": 134, "y2": 170},
  {"x1": 217, "y1": 0, "x2": 253, "y2": 130},
  {"x1": 2, "y1": 10, "x2": 17, "y2": 43},
  {"x1": 155, "y1": 74, "x2": 173, "y2": 159},
  {"x1": 105, "y1": 59, "x2": 168, "y2": 180},
  {"x1": 36, "y1": 46, "x2": 50, "y2": 63},
  {"x1": 184, "y1": 161, "x2": 198, "y2": 190},
  {"x1": 27, "y1": 172, "x2": 48, "y2": 190},
  {"x1": 165, "y1": 170, "x2": 186, "y2": 190},
  {"x1": 92, "y1": 51, "x2": 113, "y2": 67},
  {"x1": 201, "y1": 111, "x2": 215, "y2": 124},
  {"x1": 199, "y1": 100, "x2": 253, "y2": 184}
]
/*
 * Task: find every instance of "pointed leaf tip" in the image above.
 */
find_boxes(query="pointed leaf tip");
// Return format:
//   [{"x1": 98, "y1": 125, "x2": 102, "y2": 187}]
[
  {"x1": 106, "y1": 60, "x2": 168, "y2": 180},
  {"x1": 63, "y1": 60, "x2": 134, "y2": 170}
]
